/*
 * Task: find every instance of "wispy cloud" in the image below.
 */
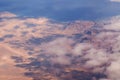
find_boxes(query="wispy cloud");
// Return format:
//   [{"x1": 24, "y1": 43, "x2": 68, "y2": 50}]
[{"x1": 110, "y1": 0, "x2": 120, "y2": 2}]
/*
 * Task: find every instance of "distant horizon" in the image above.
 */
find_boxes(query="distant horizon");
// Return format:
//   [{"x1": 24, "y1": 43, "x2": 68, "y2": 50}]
[{"x1": 0, "y1": 0, "x2": 120, "y2": 21}]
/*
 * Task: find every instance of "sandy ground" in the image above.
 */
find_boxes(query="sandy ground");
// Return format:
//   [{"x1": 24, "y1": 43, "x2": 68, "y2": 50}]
[{"x1": 0, "y1": 44, "x2": 32, "y2": 80}]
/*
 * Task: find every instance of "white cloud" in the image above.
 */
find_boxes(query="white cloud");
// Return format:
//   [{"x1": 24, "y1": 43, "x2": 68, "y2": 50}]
[
  {"x1": 101, "y1": 16, "x2": 120, "y2": 31},
  {"x1": 110, "y1": 0, "x2": 120, "y2": 2},
  {"x1": 0, "y1": 12, "x2": 120, "y2": 80}
]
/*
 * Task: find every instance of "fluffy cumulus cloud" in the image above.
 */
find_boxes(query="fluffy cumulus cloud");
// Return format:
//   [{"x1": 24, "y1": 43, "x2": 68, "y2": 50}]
[
  {"x1": 101, "y1": 16, "x2": 120, "y2": 31},
  {"x1": 0, "y1": 12, "x2": 120, "y2": 80},
  {"x1": 39, "y1": 16, "x2": 120, "y2": 80}
]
